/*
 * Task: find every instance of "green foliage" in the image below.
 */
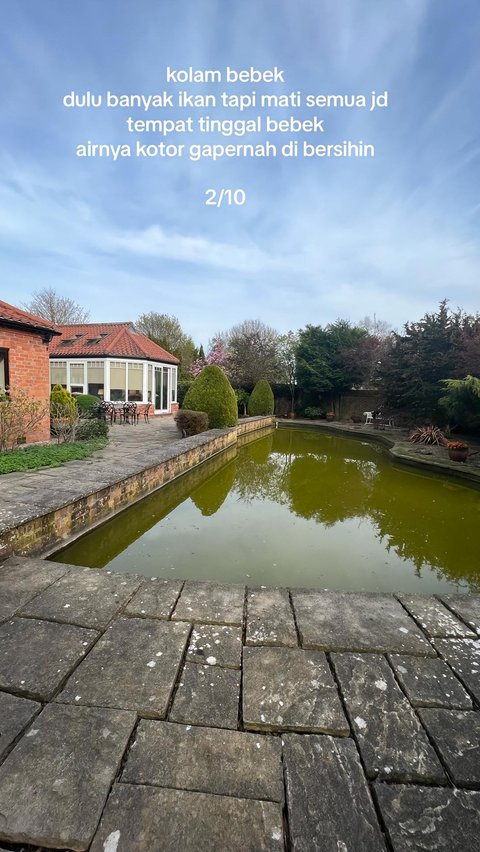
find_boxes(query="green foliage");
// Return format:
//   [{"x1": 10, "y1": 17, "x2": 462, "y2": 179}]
[
  {"x1": 235, "y1": 388, "x2": 250, "y2": 416},
  {"x1": 296, "y1": 321, "x2": 369, "y2": 397},
  {"x1": 177, "y1": 379, "x2": 193, "y2": 406},
  {"x1": 50, "y1": 384, "x2": 76, "y2": 413},
  {"x1": 377, "y1": 301, "x2": 471, "y2": 422},
  {"x1": 183, "y1": 365, "x2": 237, "y2": 428},
  {"x1": 439, "y1": 375, "x2": 480, "y2": 432},
  {"x1": 175, "y1": 409, "x2": 209, "y2": 436},
  {"x1": 0, "y1": 438, "x2": 106, "y2": 474},
  {"x1": 248, "y1": 380, "x2": 274, "y2": 415},
  {"x1": 304, "y1": 406, "x2": 326, "y2": 419},
  {"x1": 75, "y1": 417, "x2": 109, "y2": 440},
  {"x1": 74, "y1": 394, "x2": 100, "y2": 412}
]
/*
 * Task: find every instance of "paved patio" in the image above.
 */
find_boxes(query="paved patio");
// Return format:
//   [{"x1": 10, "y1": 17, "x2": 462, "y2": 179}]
[{"x1": 0, "y1": 556, "x2": 479, "y2": 850}]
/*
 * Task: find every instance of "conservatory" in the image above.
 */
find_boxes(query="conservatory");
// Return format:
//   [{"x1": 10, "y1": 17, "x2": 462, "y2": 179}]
[{"x1": 49, "y1": 322, "x2": 178, "y2": 413}]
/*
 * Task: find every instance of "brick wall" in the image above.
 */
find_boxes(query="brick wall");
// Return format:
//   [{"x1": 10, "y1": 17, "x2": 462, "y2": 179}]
[{"x1": 0, "y1": 326, "x2": 52, "y2": 444}]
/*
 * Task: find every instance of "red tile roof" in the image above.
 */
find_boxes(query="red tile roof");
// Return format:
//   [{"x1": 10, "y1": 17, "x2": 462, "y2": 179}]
[
  {"x1": 49, "y1": 322, "x2": 179, "y2": 364},
  {"x1": 0, "y1": 300, "x2": 60, "y2": 334}
]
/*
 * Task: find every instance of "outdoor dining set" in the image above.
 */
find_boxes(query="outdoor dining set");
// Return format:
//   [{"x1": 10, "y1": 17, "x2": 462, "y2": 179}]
[{"x1": 96, "y1": 401, "x2": 152, "y2": 425}]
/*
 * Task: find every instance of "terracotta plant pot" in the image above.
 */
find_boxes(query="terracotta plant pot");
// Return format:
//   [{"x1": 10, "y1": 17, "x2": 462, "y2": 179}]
[
  {"x1": 448, "y1": 449, "x2": 468, "y2": 462},
  {"x1": 325, "y1": 413, "x2": 335, "y2": 422},
  {"x1": 287, "y1": 412, "x2": 296, "y2": 419}
]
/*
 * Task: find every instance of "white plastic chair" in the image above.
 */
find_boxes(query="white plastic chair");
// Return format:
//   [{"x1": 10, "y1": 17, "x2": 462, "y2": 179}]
[{"x1": 363, "y1": 411, "x2": 374, "y2": 424}]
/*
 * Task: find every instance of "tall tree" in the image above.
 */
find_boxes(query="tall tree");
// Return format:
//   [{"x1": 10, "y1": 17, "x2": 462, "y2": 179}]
[
  {"x1": 136, "y1": 312, "x2": 196, "y2": 377},
  {"x1": 278, "y1": 331, "x2": 299, "y2": 414},
  {"x1": 24, "y1": 287, "x2": 89, "y2": 324},
  {"x1": 220, "y1": 319, "x2": 281, "y2": 387},
  {"x1": 377, "y1": 301, "x2": 465, "y2": 421},
  {"x1": 296, "y1": 321, "x2": 369, "y2": 397}
]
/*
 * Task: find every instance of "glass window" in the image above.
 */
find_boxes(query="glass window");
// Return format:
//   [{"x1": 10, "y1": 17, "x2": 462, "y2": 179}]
[
  {"x1": 110, "y1": 361, "x2": 126, "y2": 402},
  {"x1": 0, "y1": 350, "x2": 8, "y2": 391},
  {"x1": 70, "y1": 364, "x2": 85, "y2": 386},
  {"x1": 87, "y1": 361, "x2": 105, "y2": 398},
  {"x1": 147, "y1": 364, "x2": 153, "y2": 403},
  {"x1": 50, "y1": 361, "x2": 67, "y2": 387},
  {"x1": 127, "y1": 362, "x2": 143, "y2": 402},
  {"x1": 162, "y1": 368, "x2": 169, "y2": 410}
]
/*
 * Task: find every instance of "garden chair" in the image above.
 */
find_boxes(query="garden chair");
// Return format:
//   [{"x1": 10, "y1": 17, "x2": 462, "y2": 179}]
[{"x1": 364, "y1": 411, "x2": 374, "y2": 424}]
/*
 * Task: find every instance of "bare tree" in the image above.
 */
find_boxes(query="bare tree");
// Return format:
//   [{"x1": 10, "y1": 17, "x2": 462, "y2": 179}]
[
  {"x1": 24, "y1": 288, "x2": 90, "y2": 324},
  {"x1": 358, "y1": 314, "x2": 392, "y2": 338},
  {"x1": 136, "y1": 312, "x2": 196, "y2": 377},
  {"x1": 220, "y1": 319, "x2": 281, "y2": 387}
]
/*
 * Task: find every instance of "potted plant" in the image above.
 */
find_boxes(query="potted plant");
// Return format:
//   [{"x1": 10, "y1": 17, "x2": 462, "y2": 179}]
[
  {"x1": 325, "y1": 411, "x2": 335, "y2": 422},
  {"x1": 447, "y1": 440, "x2": 469, "y2": 462}
]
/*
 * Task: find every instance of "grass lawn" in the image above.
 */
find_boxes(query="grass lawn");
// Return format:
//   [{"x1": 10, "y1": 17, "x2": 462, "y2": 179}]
[{"x1": 0, "y1": 438, "x2": 107, "y2": 474}]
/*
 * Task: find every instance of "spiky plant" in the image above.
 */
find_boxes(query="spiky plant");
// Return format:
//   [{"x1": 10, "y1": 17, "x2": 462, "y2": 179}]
[{"x1": 408, "y1": 425, "x2": 448, "y2": 446}]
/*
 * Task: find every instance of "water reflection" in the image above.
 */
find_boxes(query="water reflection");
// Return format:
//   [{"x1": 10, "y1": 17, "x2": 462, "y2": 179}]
[{"x1": 54, "y1": 429, "x2": 480, "y2": 592}]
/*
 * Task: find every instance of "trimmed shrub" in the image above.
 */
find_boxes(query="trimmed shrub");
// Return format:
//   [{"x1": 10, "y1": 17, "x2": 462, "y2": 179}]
[
  {"x1": 175, "y1": 409, "x2": 209, "y2": 437},
  {"x1": 248, "y1": 380, "x2": 274, "y2": 416},
  {"x1": 73, "y1": 394, "x2": 100, "y2": 412},
  {"x1": 75, "y1": 417, "x2": 109, "y2": 441},
  {"x1": 183, "y1": 365, "x2": 237, "y2": 428},
  {"x1": 50, "y1": 384, "x2": 76, "y2": 413}
]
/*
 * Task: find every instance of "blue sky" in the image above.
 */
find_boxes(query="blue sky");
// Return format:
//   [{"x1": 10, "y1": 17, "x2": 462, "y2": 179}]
[{"x1": 1, "y1": 0, "x2": 479, "y2": 345}]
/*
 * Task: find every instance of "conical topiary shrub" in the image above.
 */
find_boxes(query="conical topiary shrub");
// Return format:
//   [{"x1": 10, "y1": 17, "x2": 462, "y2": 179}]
[
  {"x1": 183, "y1": 365, "x2": 237, "y2": 428},
  {"x1": 247, "y1": 379, "x2": 274, "y2": 416}
]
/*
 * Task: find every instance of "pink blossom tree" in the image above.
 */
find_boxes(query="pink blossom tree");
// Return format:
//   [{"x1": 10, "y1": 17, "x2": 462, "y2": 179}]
[{"x1": 189, "y1": 339, "x2": 230, "y2": 378}]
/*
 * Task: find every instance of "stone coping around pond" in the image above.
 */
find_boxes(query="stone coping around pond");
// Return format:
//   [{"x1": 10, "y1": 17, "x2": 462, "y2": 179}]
[
  {"x1": 279, "y1": 418, "x2": 480, "y2": 487},
  {"x1": 0, "y1": 556, "x2": 479, "y2": 851},
  {"x1": 0, "y1": 416, "x2": 275, "y2": 562}
]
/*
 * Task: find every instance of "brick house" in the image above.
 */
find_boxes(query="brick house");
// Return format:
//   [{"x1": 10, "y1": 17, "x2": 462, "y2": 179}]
[
  {"x1": 49, "y1": 322, "x2": 179, "y2": 414},
  {"x1": 0, "y1": 300, "x2": 60, "y2": 444}
]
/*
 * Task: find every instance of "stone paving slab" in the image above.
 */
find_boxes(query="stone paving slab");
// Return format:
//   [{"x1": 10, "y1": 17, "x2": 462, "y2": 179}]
[
  {"x1": 19, "y1": 567, "x2": 141, "y2": 629},
  {"x1": 434, "y1": 638, "x2": 480, "y2": 704},
  {"x1": 439, "y1": 594, "x2": 480, "y2": 635},
  {"x1": 0, "y1": 556, "x2": 71, "y2": 621},
  {"x1": 172, "y1": 580, "x2": 245, "y2": 625},
  {"x1": 417, "y1": 709, "x2": 480, "y2": 787},
  {"x1": 57, "y1": 617, "x2": 189, "y2": 718},
  {"x1": 0, "y1": 691, "x2": 40, "y2": 761},
  {"x1": 243, "y1": 646, "x2": 349, "y2": 734},
  {"x1": 125, "y1": 577, "x2": 183, "y2": 619},
  {"x1": 246, "y1": 587, "x2": 297, "y2": 647},
  {"x1": 283, "y1": 734, "x2": 386, "y2": 851},
  {"x1": 0, "y1": 618, "x2": 98, "y2": 701},
  {"x1": 0, "y1": 703, "x2": 136, "y2": 852},
  {"x1": 292, "y1": 590, "x2": 436, "y2": 655},
  {"x1": 186, "y1": 623, "x2": 242, "y2": 668},
  {"x1": 90, "y1": 783, "x2": 284, "y2": 852},
  {"x1": 388, "y1": 653, "x2": 473, "y2": 709},
  {"x1": 170, "y1": 662, "x2": 240, "y2": 729},
  {"x1": 122, "y1": 720, "x2": 284, "y2": 801},
  {"x1": 398, "y1": 594, "x2": 476, "y2": 638},
  {"x1": 332, "y1": 653, "x2": 445, "y2": 783},
  {"x1": 375, "y1": 784, "x2": 480, "y2": 851}
]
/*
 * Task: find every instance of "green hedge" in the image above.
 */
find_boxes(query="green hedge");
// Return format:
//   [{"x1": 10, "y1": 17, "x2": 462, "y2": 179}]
[
  {"x1": 248, "y1": 380, "x2": 274, "y2": 416},
  {"x1": 175, "y1": 409, "x2": 209, "y2": 436},
  {"x1": 183, "y1": 365, "x2": 237, "y2": 428}
]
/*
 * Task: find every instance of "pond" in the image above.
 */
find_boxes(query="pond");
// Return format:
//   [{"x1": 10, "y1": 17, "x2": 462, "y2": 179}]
[{"x1": 52, "y1": 428, "x2": 480, "y2": 594}]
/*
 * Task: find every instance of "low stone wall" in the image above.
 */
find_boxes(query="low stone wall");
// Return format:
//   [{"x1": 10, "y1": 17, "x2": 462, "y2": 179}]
[{"x1": 1, "y1": 417, "x2": 275, "y2": 561}]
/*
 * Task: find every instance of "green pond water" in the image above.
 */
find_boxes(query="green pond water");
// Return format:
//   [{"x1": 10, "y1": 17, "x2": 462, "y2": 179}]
[{"x1": 53, "y1": 428, "x2": 480, "y2": 594}]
